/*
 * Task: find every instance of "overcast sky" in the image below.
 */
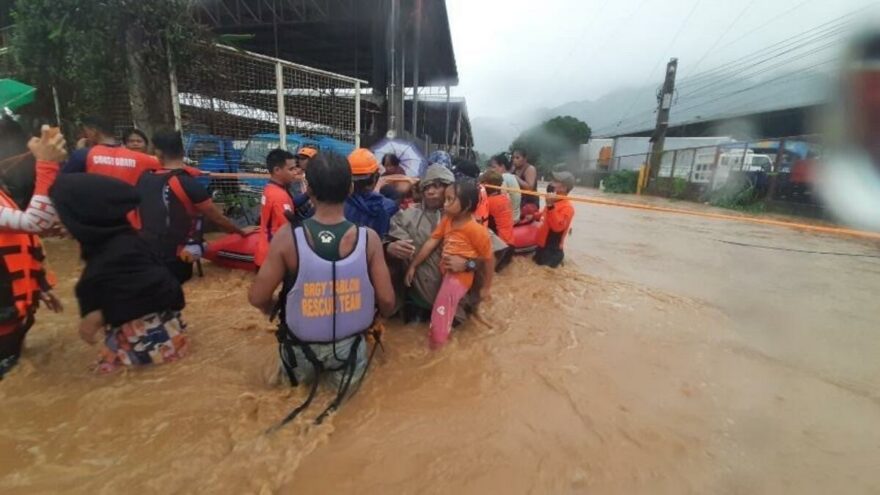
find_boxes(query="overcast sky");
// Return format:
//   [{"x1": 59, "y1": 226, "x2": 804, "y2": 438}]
[{"x1": 446, "y1": 0, "x2": 880, "y2": 119}]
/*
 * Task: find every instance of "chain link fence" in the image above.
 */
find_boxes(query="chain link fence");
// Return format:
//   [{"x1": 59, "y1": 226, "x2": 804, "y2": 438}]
[{"x1": 174, "y1": 45, "x2": 362, "y2": 223}]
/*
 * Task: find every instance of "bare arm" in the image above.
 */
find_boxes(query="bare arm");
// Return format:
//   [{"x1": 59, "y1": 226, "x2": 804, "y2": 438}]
[
  {"x1": 366, "y1": 229, "x2": 396, "y2": 317},
  {"x1": 79, "y1": 310, "x2": 105, "y2": 345},
  {"x1": 249, "y1": 224, "x2": 295, "y2": 315},
  {"x1": 410, "y1": 237, "x2": 440, "y2": 270}
]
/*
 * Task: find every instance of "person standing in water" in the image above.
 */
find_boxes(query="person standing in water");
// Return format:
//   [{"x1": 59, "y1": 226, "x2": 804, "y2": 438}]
[
  {"x1": 255, "y1": 149, "x2": 299, "y2": 268},
  {"x1": 344, "y1": 148, "x2": 399, "y2": 236},
  {"x1": 488, "y1": 153, "x2": 521, "y2": 222},
  {"x1": 534, "y1": 172, "x2": 576, "y2": 269},
  {"x1": 249, "y1": 152, "x2": 395, "y2": 418},
  {"x1": 406, "y1": 178, "x2": 494, "y2": 347},
  {"x1": 50, "y1": 173, "x2": 187, "y2": 373},
  {"x1": 512, "y1": 148, "x2": 539, "y2": 220},
  {"x1": 136, "y1": 130, "x2": 254, "y2": 284},
  {"x1": 0, "y1": 124, "x2": 67, "y2": 379}
]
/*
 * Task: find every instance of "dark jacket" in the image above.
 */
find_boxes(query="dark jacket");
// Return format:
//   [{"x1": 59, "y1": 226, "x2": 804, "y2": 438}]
[
  {"x1": 50, "y1": 174, "x2": 184, "y2": 327},
  {"x1": 344, "y1": 191, "x2": 399, "y2": 236}
]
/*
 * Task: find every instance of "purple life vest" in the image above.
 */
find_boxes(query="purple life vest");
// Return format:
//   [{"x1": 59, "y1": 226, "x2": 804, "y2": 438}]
[{"x1": 284, "y1": 226, "x2": 375, "y2": 343}]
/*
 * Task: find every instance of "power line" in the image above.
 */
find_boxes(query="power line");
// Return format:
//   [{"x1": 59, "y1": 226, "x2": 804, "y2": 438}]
[
  {"x1": 677, "y1": 0, "x2": 759, "y2": 82},
  {"x1": 676, "y1": 9, "x2": 861, "y2": 89},
  {"x1": 610, "y1": 0, "x2": 702, "y2": 133},
  {"x1": 595, "y1": 68, "x2": 828, "y2": 136},
  {"x1": 671, "y1": 58, "x2": 836, "y2": 117},
  {"x1": 678, "y1": 36, "x2": 843, "y2": 101}
]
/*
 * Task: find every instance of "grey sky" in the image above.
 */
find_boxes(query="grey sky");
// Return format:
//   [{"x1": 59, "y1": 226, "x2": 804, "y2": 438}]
[{"x1": 446, "y1": 0, "x2": 880, "y2": 119}]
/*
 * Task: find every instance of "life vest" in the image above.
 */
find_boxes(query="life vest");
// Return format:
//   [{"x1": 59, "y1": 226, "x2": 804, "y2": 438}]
[
  {"x1": 0, "y1": 190, "x2": 46, "y2": 328},
  {"x1": 282, "y1": 226, "x2": 375, "y2": 343},
  {"x1": 135, "y1": 167, "x2": 203, "y2": 260}
]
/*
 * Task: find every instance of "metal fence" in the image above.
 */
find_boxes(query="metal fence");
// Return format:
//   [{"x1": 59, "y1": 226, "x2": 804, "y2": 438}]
[{"x1": 578, "y1": 135, "x2": 823, "y2": 206}]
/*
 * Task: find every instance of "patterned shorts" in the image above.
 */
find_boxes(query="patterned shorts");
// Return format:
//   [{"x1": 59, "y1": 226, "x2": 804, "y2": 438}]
[{"x1": 97, "y1": 311, "x2": 188, "y2": 373}]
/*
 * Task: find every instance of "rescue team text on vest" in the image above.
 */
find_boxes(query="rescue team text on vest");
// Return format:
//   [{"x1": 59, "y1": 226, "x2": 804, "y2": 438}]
[
  {"x1": 301, "y1": 278, "x2": 363, "y2": 317},
  {"x1": 92, "y1": 155, "x2": 137, "y2": 168}
]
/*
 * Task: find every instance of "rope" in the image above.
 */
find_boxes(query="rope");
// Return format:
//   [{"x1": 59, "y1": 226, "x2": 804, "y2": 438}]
[
  {"x1": 193, "y1": 170, "x2": 880, "y2": 242},
  {"x1": 481, "y1": 184, "x2": 880, "y2": 242}
]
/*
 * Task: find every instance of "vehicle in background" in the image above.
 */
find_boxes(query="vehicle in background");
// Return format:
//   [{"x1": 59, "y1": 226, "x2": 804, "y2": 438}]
[{"x1": 183, "y1": 134, "x2": 243, "y2": 196}]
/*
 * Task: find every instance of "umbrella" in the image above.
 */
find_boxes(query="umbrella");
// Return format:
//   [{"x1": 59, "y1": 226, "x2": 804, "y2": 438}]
[
  {"x1": 371, "y1": 139, "x2": 426, "y2": 177},
  {"x1": 0, "y1": 79, "x2": 36, "y2": 112}
]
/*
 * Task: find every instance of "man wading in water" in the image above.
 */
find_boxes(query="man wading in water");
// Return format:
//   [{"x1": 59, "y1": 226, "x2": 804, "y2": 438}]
[{"x1": 249, "y1": 152, "x2": 395, "y2": 426}]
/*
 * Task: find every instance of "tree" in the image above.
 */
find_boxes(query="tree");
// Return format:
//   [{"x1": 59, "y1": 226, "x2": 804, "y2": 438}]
[
  {"x1": 510, "y1": 115, "x2": 591, "y2": 176},
  {"x1": 10, "y1": 0, "x2": 210, "y2": 138}
]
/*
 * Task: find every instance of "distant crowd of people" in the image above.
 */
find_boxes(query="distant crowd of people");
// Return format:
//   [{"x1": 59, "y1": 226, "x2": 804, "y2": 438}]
[{"x1": 0, "y1": 115, "x2": 575, "y2": 421}]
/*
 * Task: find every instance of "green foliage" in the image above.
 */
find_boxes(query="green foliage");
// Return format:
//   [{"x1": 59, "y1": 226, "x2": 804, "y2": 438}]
[
  {"x1": 603, "y1": 170, "x2": 638, "y2": 194},
  {"x1": 708, "y1": 178, "x2": 764, "y2": 212},
  {"x1": 670, "y1": 177, "x2": 688, "y2": 199},
  {"x1": 9, "y1": 0, "x2": 210, "y2": 124},
  {"x1": 510, "y1": 115, "x2": 591, "y2": 177},
  {"x1": 543, "y1": 116, "x2": 591, "y2": 145}
]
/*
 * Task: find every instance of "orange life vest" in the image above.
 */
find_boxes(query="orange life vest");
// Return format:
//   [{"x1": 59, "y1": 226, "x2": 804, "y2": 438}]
[{"x1": 0, "y1": 190, "x2": 47, "y2": 328}]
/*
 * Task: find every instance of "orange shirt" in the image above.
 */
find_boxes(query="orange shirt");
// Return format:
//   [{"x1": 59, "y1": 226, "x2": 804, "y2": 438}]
[
  {"x1": 485, "y1": 193, "x2": 514, "y2": 245},
  {"x1": 255, "y1": 181, "x2": 294, "y2": 266},
  {"x1": 431, "y1": 216, "x2": 493, "y2": 288},
  {"x1": 537, "y1": 198, "x2": 574, "y2": 249},
  {"x1": 474, "y1": 185, "x2": 489, "y2": 224}
]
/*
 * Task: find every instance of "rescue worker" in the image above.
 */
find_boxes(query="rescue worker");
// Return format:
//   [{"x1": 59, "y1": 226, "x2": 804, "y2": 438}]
[
  {"x1": 249, "y1": 151, "x2": 395, "y2": 426},
  {"x1": 62, "y1": 116, "x2": 160, "y2": 185},
  {"x1": 344, "y1": 148, "x2": 398, "y2": 236},
  {"x1": 255, "y1": 149, "x2": 298, "y2": 268},
  {"x1": 534, "y1": 172, "x2": 576, "y2": 268},
  {"x1": 136, "y1": 130, "x2": 254, "y2": 284},
  {"x1": 0, "y1": 124, "x2": 68, "y2": 378}
]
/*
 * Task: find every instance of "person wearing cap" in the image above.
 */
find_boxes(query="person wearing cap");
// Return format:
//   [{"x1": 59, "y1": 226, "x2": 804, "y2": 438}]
[
  {"x1": 344, "y1": 148, "x2": 399, "y2": 237},
  {"x1": 289, "y1": 147, "x2": 318, "y2": 218},
  {"x1": 385, "y1": 164, "x2": 473, "y2": 323},
  {"x1": 534, "y1": 171, "x2": 576, "y2": 268},
  {"x1": 295, "y1": 146, "x2": 318, "y2": 171}
]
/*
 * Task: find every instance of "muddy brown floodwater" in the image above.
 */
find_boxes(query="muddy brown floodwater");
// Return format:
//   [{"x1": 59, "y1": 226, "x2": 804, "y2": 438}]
[{"x1": 1, "y1": 188, "x2": 879, "y2": 494}]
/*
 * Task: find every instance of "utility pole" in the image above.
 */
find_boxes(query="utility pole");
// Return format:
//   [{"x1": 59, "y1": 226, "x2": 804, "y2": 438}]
[
  {"x1": 387, "y1": 0, "x2": 402, "y2": 137},
  {"x1": 648, "y1": 58, "x2": 678, "y2": 178}
]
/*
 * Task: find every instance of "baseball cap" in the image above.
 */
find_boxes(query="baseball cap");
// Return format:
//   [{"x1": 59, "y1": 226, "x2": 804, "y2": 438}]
[
  {"x1": 348, "y1": 148, "x2": 380, "y2": 179},
  {"x1": 421, "y1": 164, "x2": 455, "y2": 189},
  {"x1": 551, "y1": 171, "x2": 576, "y2": 191},
  {"x1": 296, "y1": 147, "x2": 317, "y2": 159}
]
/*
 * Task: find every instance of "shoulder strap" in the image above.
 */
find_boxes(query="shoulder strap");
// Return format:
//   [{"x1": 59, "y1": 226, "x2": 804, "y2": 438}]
[{"x1": 168, "y1": 173, "x2": 198, "y2": 216}]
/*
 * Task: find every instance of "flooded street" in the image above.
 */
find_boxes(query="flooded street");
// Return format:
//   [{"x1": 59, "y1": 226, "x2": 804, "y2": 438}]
[{"x1": 2, "y1": 190, "x2": 880, "y2": 494}]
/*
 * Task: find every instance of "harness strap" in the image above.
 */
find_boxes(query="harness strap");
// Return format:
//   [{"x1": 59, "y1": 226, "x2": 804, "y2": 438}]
[{"x1": 167, "y1": 175, "x2": 198, "y2": 216}]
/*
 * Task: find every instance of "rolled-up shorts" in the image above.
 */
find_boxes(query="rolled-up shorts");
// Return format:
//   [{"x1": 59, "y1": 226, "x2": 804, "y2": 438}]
[{"x1": 279, "y1": 334, "x2": 367, "y2": 390}]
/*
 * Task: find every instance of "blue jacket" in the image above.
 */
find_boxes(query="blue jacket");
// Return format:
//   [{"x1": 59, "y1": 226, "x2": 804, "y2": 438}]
[{"x1": 344, "y1": 191, "x2": 399, "y2": 237}]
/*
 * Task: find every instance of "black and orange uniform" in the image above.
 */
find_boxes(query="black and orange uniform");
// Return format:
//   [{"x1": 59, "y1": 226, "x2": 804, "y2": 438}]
[
  {"x1": 136, "y1": 166, "x2": 211, "y2": 284},
  {"x1": 0, "y1": 189, "x2": 54, "y2": 374},
  {"x1": 255, "y1": 180, "x2": 294, "y2": 267},
  {"x1": 63, "y1": 144, "x2": 160, "y2": 185},
  {"x1": 534, "y1": 197, "x2": 574, "y2": 268}
]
